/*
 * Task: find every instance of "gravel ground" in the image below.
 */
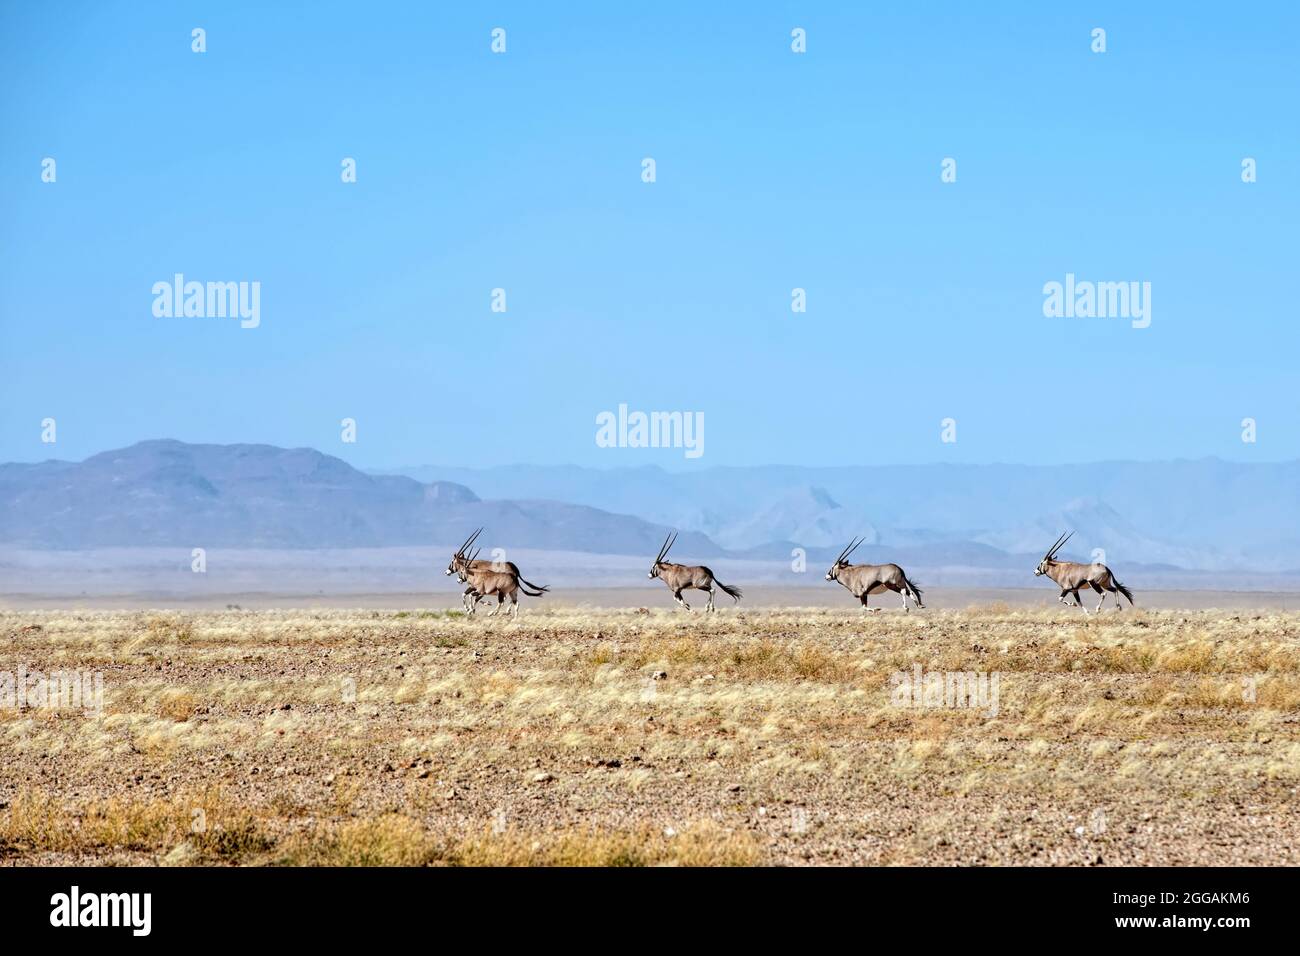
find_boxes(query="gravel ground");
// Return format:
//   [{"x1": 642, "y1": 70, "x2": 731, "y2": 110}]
[{"x1": 1, "y1": 605, "x2": 1297, "y2": 865}]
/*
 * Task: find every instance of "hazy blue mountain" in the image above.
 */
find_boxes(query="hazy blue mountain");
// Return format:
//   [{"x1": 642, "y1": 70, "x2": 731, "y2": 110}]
[
  {"x1": 382, "y1": 458, "x2": 1300, "y2": 570},
  {"x1": 0, "y1": 440, "x2": 720, "y2": 555},
  {"x1": 716, "y1": 486, "x2": 878, "y2": 551},
  {"x1": 6, "y1": 442, "x2": 1297, "y2": 572},
  {"x1": 974, "y1": 497, "x2": 1225, "y2": 570}
]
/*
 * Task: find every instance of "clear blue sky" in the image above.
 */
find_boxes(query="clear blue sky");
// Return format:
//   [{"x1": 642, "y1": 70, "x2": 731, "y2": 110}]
[{"x1": 2, "y1": 1, "x2": 1297, "y2": 469}]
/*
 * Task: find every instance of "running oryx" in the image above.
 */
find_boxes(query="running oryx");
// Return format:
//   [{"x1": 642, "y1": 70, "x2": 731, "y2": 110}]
[
  {"x1": 456, "y1": 548, "x2": 548, "y2": 617},
  {"x1": 445, "y1": 528, "x2": 547, "y2": 612},
  {"x1": 647, "y1": 533, "x2": 742, "y2": 612},
  {"x1": 1033, "y1": 531, "x2": 1133, "y2": 613},
  {"x1": 824, "y1": 537, "x2": 924, "y2": 613}
]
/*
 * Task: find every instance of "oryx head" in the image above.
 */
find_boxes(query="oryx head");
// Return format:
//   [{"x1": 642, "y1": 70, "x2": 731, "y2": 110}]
[
  {"x1": 457, "y1": 548, "x2": 481, "y2": 583},
  {"x1": 826, "y1": 537, "x2": 863, "y2": 581},
  {"x1": 648, "y1": 532, "x2": 677, "y2": 579},
  {"x1": 1035, "y1": 531, "x2": 1072, "y2": 575},
  {"x1": 446, "y1": 528, "x2": 482, "y2": 576}
]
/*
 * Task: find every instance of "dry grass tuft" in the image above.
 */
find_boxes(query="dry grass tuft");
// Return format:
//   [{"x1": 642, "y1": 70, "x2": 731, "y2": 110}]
[
  {"x1": 0, "y1": 788, "x2": 271, "y2": 863},
  {"x1": 157, "y1": 690, "x2": 199, "y2": 722},
  {"x1": 278, "y1": 818, "x2": 758, "y2": 867}
]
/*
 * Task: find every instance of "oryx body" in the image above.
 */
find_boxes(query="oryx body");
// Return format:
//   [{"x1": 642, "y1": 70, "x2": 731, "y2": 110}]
[
  {"x1": 456, "y1": 549, "x2": 547, "y2": 617},
  {"x1": 1033, "y1": 532, "x2": 1133, "y2": 613},
  {"x1": 825, "y1": 538, "x2": 924, "y2": 613},
  {"x1": 445, "y1": 529, "x2": 547, "y2": 611},
  {"x1": 647, "y1": 533, "x2": 742, "y2": 612}
]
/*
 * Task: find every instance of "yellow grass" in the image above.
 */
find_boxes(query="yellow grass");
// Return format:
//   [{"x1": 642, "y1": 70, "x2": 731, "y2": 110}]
[{"x1": 2, "y1": 606, "x2": 1298, "y2": 865}]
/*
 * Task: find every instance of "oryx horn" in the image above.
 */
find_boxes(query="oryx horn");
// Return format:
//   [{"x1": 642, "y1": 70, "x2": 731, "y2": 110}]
[
  {"x1": 457, "y1": 527, "x2": 483, "y2": 558},
  {"x1": 834, "y1": 537, "x2": 863, "y2": 566},
  {"x1": 1046, "y1": 531, "x2": 1073, "y2": 561}
]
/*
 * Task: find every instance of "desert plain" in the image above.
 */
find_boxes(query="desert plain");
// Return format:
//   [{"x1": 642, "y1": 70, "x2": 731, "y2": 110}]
[{"x1": 1, "y1": 598, "x2": 1298, "y2": 866}]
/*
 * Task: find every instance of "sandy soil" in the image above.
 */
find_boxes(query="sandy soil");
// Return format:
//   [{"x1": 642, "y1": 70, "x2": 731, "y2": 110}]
[{"x1": 2, "y1": 605, "x2": 1298, "y2": 866}]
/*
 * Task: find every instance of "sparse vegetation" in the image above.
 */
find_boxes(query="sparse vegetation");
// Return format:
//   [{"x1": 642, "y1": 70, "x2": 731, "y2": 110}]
[{"x1": 1, "y1": 606, "x2": 1298, "y2": 865}]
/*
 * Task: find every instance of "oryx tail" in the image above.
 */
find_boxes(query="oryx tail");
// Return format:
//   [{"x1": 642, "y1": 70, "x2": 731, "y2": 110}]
[
  {"x1": 714, "y1": 579, "x2": 743, "y2": 602},
  {"x1": 901, "y1": 574, "x2": 924, "y2": 608},
  {"x1": 1113, "y1": 578, "x2": 1134, "y2": 605}
]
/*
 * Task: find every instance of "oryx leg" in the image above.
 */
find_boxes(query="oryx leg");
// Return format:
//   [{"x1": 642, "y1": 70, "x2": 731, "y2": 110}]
[
  {"x1": 1058, "y1": 589, "x2": 1072, "y2": 607},
  {"x1": 1092, "y1": 583, "x2": 1107, "y2": 614},
  {"x1": 897, "y1": 585, "x2": 909, "y2": 612},
  {"x1": 489, "y1": 593, "x2": 505, "y2": 617},
  {"x1": 509, "y1": 592, "x2": 519, "y2": 618},
  {"x1": 705, "y1": 586, "x2": 716, "y2": 612},
  {"x1": 1072, "y1": 589, "x2": 1088, "y2": 614},
  {"x1": 673, "y1": 589, "x2": 692, "y2": 612}
]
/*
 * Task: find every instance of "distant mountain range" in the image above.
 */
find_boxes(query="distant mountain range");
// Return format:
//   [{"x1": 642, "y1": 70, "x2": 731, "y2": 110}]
[
  {"x1": 0, "y1": 440, "x2": 717, "y2": 556},
  {"x1": 382, "y1": 458, "x2": 1300, "y2": 572},
  {"x1": 3, "y1": 441, "x2": 1298, "y2": 575}
]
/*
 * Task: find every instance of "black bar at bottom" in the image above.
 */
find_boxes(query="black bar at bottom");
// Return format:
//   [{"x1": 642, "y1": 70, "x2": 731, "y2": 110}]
[{"x1": 0, "y1": 865, "x2": 1287, "y2": 942}]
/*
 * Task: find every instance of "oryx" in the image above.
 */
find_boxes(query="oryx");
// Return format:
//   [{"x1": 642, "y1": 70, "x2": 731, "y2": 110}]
[
  {"x1": 456, "y1": 548, "x2": 548, "y2": 617},
  {"x1": 824, "y1": 537, "x2": 924, "y2": 613},
  {"x1": 647, "y1": 532, "x2": 742, "y2": 612},
  {"x1": 1033, "y1": 531, "x2": 1133, "y2": 613},
  {"x1": 445, "y1": 528, "x2": 547, "y2": 611}
]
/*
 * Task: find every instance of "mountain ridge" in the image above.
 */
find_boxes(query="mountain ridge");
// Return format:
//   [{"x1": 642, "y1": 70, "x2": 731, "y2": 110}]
[
  {"x1": 0, "y1": 440, "x2": 718, "y2": 555},
  {"x1": 4, "y1": 441, "x2": 1298, "y2": 571},
  {"x1": 377, "y1": 457, "x2": 1300, "y2": 571}
]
